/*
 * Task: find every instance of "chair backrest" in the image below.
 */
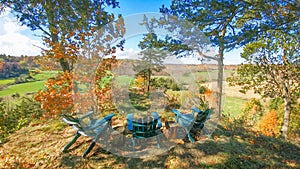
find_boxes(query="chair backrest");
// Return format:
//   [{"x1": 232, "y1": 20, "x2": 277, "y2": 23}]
[
  {"x1": 132, "y1": 117, "x2": 158, "y2": 138},
  {"x1": 61, "y1": 112, "x2": 115, "y2": 136},
  {"x1": 172, "y1": 109, "x2": 195, "y2": 128},
  {"x1": 194, "y1": 109, "x2": 211, "y2": 128},
  {"x1": 172, "y1": 108, "x2": 211, "y2": 129},
  {"x1": 127, "y1": 112, "x2": 162, "y2": 138}
]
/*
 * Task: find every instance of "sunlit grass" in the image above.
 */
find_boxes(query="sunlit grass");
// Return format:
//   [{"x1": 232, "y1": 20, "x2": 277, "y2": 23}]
[
  {"x1": 0, "y1": 71, "x2": 58, "y2": 97},
  {"x1": 223, "y1": 96, "x2": 247, "y2": 117},
  {"x1": 31, "y1": 71, "x2": 59, "y2": 81},
  {"x1": 0, "y1": 78, "x2": 15, "y2": 85},
  {"x1": 0, "y1": 81, "x2": 46, "y2": 97}
]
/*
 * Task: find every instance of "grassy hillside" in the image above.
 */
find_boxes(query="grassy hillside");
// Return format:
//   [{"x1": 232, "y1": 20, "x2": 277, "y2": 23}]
[
  {"x1": 0, "y1": 81, "x2": 46, "y2": 97},
  {"x1": 0, "y1": 78, "x2": 15, "y2": 85},
  {"x1": 0, "y1": 118, "x2": 299, "y2": 168},
  {"x1": 0, "y1": 71, "x2": 58, "y2": 97}
]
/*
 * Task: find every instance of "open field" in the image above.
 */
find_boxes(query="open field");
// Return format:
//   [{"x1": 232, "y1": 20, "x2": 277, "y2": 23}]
[
  {"x1": 0, "y1": 78, "x2": 15, "y2": 85},
  {"x1": 0, "y1": 81, "x2": 46, "y2": 97},
  {"x1": 223, "y1": 96, "x2": 247, "y2": 117},
  {"x1": 32, "y1": 71, "x2": 59, "y2": 81},
  {"x1": 0, "y1": 71, "x2": 58, "y2": 97}
]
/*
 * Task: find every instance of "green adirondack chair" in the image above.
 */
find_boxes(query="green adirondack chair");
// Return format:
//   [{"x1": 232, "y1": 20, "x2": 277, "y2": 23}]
[
  {"x1": 61, "y1": 111, "x2": 114, "y2": 158},
  {"x1": 126, "y1": 112, "x2": 162, "y2": 151},
  {"x1": 172, "y1": 107, "x2": 211, "y2": 142},
  {"x1": 191, "y1": 107, "x2": 211, "y2": 129}
]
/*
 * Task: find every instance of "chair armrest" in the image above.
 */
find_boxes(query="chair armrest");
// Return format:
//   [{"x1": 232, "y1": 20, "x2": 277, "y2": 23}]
[
  {"x1": 61, "y1": 114, "x2": 80, "y2": 125},
  {"x1": 151, "y1": 112, "x2": 162, "y2": 129},
  {"x1": 191, "y1": 107, "x2": 202, "y2": 114},
  {"x1": 127, "y1": 114, "x2": 134, "y2": 131},
  {"x1": 172, "y1": 109, "x2": 194, "y2": 121},
  {"x1": 172, "y1": 109, "x2": 181, "y2": 116},
  {"x1": 172, "y1": 109, "x2": 195, "y2": 128},
  {"x1": 79, "y1": 111, "x2": 94, "y2": 120},
  {"x1": 89, "y1": 113, "x2": 114, "y2": 130}
]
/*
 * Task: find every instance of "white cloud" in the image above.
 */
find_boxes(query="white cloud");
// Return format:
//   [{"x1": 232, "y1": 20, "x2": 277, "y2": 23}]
[
  {"x1": 115, "y1": 48, "x2": 140, "y2": 59},
  {"x1": 111, "y1": 48, "x2": 212, "y2": 65},
  {"x1": 224, "y1": 48, "x2": 245, "y2": 65},
  {"x1": 0, "y1": 12, "x2": 43, "y2": 56}
]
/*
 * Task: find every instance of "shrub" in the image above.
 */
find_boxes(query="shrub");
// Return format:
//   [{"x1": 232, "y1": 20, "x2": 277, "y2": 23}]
[
  {"x1": 241, "y1": 98, "x2": 264, "y2": 128},
  {"x1": 14, "y1": 74, "x2": 35, "y2": 84},
  {"x1": 0, "y1": 97, "x2": 43, "y2": 144},
  {"x1": 269, "y1": 97, "x2": 300, "y2": 139},
  {"x1": 151, "y1": 77, "x2": 180, "y2": 91},
  {"x1": 94, "y1": 58, "x2": 119, "y2": 115},
  {"x1": 259, "y1": 110, "x2": 280, "y2": 137}
]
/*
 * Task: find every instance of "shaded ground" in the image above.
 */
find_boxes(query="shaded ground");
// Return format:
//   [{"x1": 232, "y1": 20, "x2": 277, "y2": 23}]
[{"x1": 0, "y1": 118, "x2": 299, "y2": 169}]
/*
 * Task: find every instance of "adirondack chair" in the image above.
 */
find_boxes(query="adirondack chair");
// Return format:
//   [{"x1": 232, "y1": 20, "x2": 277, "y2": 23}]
[
  {"x1": 127, "y1": 112, "x2": 162, "y2": 151},
  {"x1": 191, "y1": 107, "x2": 211, "y2": 129},
  {"x1": 61, "y1": 111, "x2": 114, "y2": 158},
  {"x1": 172, "y1": 108, "x2": 210, "y2": 142},
  {"x1": 172, "y1": 109, "x2": 195, "y2": 142}
]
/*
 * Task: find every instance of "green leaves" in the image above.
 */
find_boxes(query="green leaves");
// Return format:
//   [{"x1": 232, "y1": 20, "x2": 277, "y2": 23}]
[{"x1": 3, "y1": 0, "x2": 123, "y2": 71}]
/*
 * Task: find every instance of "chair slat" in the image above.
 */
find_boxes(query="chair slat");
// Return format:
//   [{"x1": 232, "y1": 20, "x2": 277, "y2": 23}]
[
  {"x1": 127, "y1": 113, "x2": 162, "y2": 151},
  {"x1": 61, "y1": 112, "x2": 114, "y2": 158}
]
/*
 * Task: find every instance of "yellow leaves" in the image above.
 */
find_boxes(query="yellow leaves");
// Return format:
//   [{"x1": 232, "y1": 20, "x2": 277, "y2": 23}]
[
  {"x1": 94, "y1": 57, "x2": 119, "y2": 113},
  {"x1": 66, "y1": 31, "x2": 75, "y2": 39},
  {"x1": 259, "y1": 110, "x2": 280, "y2": 137},
  {"x1": 91, "y1": 27, "x2": 97, "y2": 33},
  {"x1": 50, "y1": 27, "x2": 59, "y2": 35},
  {"x1": 204, "y1": 88, "x2": 213, "y2": 98}
]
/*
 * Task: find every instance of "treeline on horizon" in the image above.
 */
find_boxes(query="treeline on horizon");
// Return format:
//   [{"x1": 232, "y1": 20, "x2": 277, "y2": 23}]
[
  {"x1": 0, "y1": 53, "x2": 239, "y2": 78},
  {"x1": 0, "y1": 54, "x2": 42, "y2": 79}
]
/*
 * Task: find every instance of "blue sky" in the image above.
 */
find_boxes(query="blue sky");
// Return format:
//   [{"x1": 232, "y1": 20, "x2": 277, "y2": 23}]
[{"x1": 0, "y1": 0, "x2": 244, "y2": 64}]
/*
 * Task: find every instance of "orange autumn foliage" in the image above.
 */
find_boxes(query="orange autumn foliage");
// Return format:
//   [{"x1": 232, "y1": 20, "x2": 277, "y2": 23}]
[
  {"x1": 136, "y1": 76, "x2": 145, "y2": 83},
  {"x1": 259, "y1": 110, "x2": 280, "y2": 137},
  {"x1": 35, "y1": 72, "x2": 73, "y2": 117},
  {"x1": 94, "y1": 57, "x2": 119, "y2": 114},
  {"x1": 35, "y1": 57, "x2": 121, "y2": 117}
]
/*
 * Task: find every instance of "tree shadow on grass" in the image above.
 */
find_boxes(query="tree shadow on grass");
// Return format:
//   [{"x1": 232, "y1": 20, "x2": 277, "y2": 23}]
[
  {"x1": 122, "y1": 124, "x2": 300, "y2": 169},
  {"x1": 58, "y1": 123, "x2": 300, "y2": 168}
]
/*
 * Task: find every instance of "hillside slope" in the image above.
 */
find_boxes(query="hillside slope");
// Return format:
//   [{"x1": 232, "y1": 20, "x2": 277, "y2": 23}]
[{"x1": 0, "y1": 119, "x2": 299, "y2": 168}]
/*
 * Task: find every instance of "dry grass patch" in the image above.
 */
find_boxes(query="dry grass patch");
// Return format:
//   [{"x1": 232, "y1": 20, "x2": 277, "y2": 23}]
[{"x1": 1, "y1": 118, "x2": 300, "y2": 168}]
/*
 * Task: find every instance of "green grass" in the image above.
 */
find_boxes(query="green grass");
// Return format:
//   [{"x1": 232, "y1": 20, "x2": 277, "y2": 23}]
[
  {"x1": 115, "y1": 75, "x2": 134, "y2": 87},
  {"x1": 0, "y1": 81, "x2": 46, "y2": 97},
  {"x1": 0, "y1": 71, "x2": 58, "y2": 97},
  {"x1": 0, "y1": 78, "x2": 15, "y2": 85},
  {"x1": 31, "y1": 71, "x2": 59, "y2": 81},
  {"x1": 223, "y1": 96, "x2": 247, "y2": 117},
  {"x1": 183, "y1": 70, "x2": 235, "y2": 83}
]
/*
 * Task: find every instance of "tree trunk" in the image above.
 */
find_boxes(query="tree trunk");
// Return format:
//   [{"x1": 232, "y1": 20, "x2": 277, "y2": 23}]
[
  {"x1": 280, "y1": 36, "x2": 291, "y2": 140},
  {"x1": 147, "y1": 69, "x2": 151, "y2": 92},
  {"x1": 216, "y1": 29, "x2": 226, "y2": 120},
  {"x1": 59, "y1": 58, "x2": 70, "y2": 72},
  {"x1": 44, "y1": 1, "x2": 70, "y2": 72},
  {"x1": 216, "y1": 47, "x2": 224, "y2": 120},
  {"x1": 281, "y1": 96, "x2": 291, "y2": 140}
]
